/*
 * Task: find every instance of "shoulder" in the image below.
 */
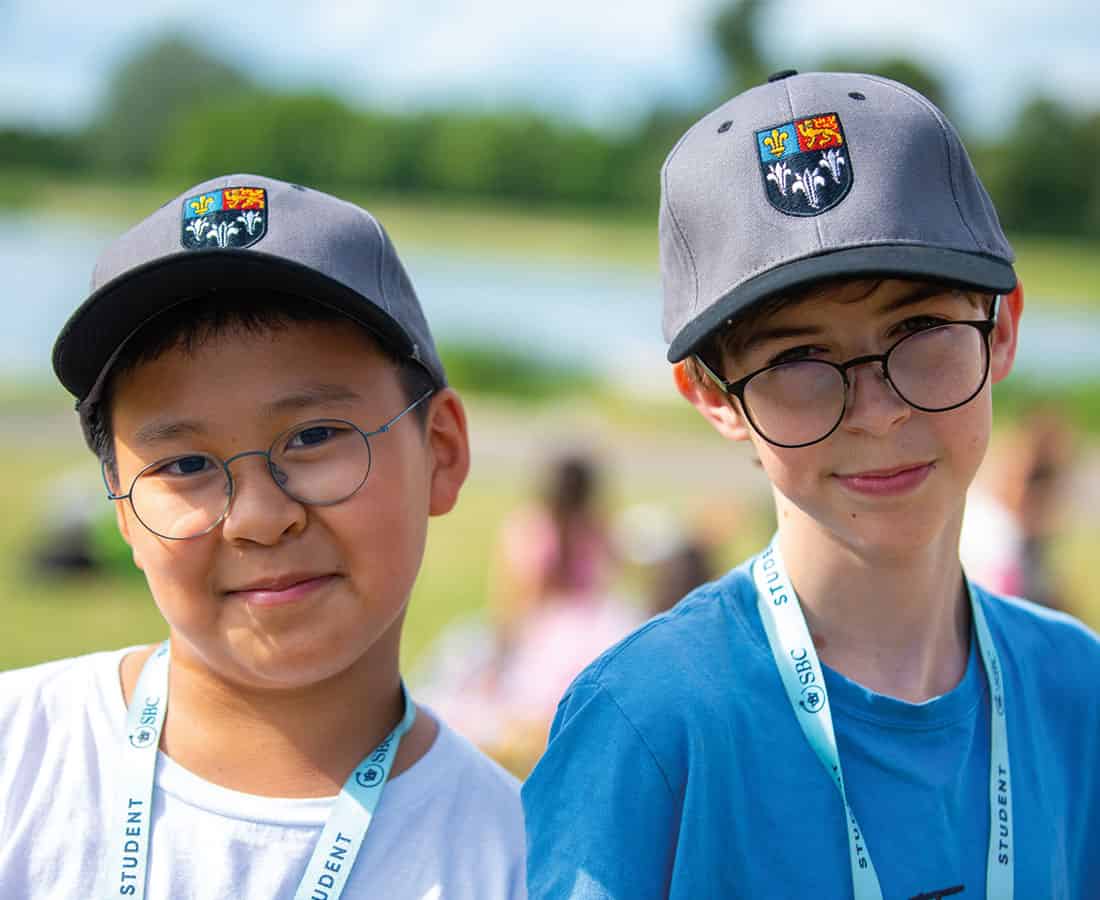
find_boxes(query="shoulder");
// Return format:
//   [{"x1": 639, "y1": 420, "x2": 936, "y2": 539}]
[
  {"x1": 974, "y1": 584, "x2": 1100, "y2": 708},
  {"x1": 405, "y1": 712, "x2": 523, "y2": 827},
  {"x1": 976, "y1": 584, "x2": 1100, "y2": 660},
  {"x1": 436, "y1": 716, "x2": 521, "y2": 794},
  {"x1": 0, "y1": 649, "x2": 128, "y2": 773},
  {"x1": 547, "y1": 560, "x2": 774, "y2": 762},
  {"x1": 580, "y1": 560, "x2": 768, "y2": 689},
  {"x1": 0, "y1": 649, "x2": 129, "y2": 850},
  {"x1": 0, "y1": 648, "x2": 127, "y2": 727}
]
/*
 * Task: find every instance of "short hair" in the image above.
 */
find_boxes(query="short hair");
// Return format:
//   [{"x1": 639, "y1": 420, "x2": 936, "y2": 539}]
[
  {"x1": 87, "y1": 291, "x2": 436, "y2": 486},
  {"x1": 684, "y1": 277, "x2": 992, "y2": 389}
]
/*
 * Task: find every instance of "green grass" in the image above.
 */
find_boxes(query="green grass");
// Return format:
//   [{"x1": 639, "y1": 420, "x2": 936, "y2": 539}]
[
  {"x1": 0, "y1": 379, "x2": 72, "y2": 416},
  {"x1": 1013, "y1": 236, "x2": 1100, "y2": 306},
  {"x1": 2, "y1": 168, "x2": 1097, "y2": 308},
  {"x1": 0, "y1": 452, "x2": 165, "y2": 670}
]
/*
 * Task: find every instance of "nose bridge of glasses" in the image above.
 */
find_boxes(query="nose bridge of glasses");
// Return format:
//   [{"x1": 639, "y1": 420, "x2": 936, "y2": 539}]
[
  {"x1": 837, "y1": 351, "x2": 888, "y2": 379},
  {"x1": 221, "y1": 447, "x2": 291, "y2": 492},
  {"x1": 840, "y1": 350, "x2": 909, "y2": 416}
]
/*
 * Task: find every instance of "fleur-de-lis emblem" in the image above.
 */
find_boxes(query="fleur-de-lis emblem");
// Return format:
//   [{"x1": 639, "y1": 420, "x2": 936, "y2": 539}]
[
  {"x1": 236, "y1": 211, "x2": 264, "y2": 236},
  {"x1": 792, "y1": 168, "x2": 827, "y2": 209},
  {"x1": 818, "y1": 149, "x2": 846, "y2": 184},
  {"x1": 763, "y1": 129, "x2": 789, "y2": 158},
  {"x1": 766, "y1": 162, "x2": 792, "y2": 196},
  {"x1": 185, "y1": 217, "x2": 209, "y2": 242},
  {"x1": 206, "y1": 221, "x2": 240, "y2": 248},
  {"x1": 189, "y1": 194, "x2": 216, "y2": 217}
]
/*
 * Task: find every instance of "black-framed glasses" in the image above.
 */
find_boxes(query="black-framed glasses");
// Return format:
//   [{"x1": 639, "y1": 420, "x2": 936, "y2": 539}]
[
  {"x1": 694, "y1": 296, "x2": 1000, "y2": 449},
  {"x1": 105, "y1": 390, "x2": 433, "y2": 540}
]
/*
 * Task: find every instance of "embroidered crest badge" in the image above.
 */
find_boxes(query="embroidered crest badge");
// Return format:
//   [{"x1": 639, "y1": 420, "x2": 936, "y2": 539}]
[
  {"x1": 755, "y1": 113, "x2": 852, "y2": 217},
  {"x1": 181, "y1": 187, "x2": 267, "y2": 250}
]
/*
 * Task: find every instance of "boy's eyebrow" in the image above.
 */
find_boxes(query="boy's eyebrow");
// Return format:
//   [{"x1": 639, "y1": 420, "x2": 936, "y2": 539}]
[
  {"x1": 132, "y1": 385, "x2": 365, "y2": 447},
  {"x1": 740, "y1": 324, "x2": 824, "y2": 355},
  {"x1": 876, "y1": 282, "x2": 954, "y2": 313},
  {"x1": 261, "y1": 384, "x2": 364, "y2": 415},
  {"x1": 133, "y1": 419, "x2": 208, "y2": 447},
  {"x1": 741, "y1": 284, "x2": 955, "y2": 354}
]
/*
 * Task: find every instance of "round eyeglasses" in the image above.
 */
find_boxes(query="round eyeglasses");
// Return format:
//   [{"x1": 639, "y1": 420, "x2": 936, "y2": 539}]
[
  {"x1": 694, "y1": 297, "x2": 1000, "y2": 449},
  {"x1": 105, "y1": 390, "x2": 433, "y2": 540}
]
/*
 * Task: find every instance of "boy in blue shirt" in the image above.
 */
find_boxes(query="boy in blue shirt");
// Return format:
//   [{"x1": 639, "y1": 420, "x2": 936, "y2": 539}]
[{"x1": 522, "y1": 72, "x2": 1100, "y2": 898}]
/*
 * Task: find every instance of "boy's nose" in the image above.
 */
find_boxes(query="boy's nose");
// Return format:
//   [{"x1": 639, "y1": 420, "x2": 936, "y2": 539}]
[
  {"x1": 840, "y1": 361, "x2": 910, "y2": 437},
  {"x1": 220, "y1": 455, "x2": 307, "y2": 545}
]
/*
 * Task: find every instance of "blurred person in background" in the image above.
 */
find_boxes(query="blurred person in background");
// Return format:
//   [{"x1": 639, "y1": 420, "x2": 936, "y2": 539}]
[
  {"x1": 961, "y1": 410, "x2": 1076, "y2": 608},
  {"x1": 490, "y1": 453, "x2": 619, "y2": 648},
  {"x1": 646, "y1": 536, "x2": 718, "y2": 616},
  {"x1": 417, "y1": 452, "x2": 637, "y2": 775}
]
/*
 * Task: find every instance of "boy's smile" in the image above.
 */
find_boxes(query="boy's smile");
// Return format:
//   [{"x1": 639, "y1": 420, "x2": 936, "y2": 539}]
[
  {"x1": 223, "y1": 572, "x2": 341, "y2": 609},
  {"x1": 832, "y1": 461, "x2": 936, "y2": 497},
  {"x1": 109, "y1": 318, "x2": 469, "y2": 691}
]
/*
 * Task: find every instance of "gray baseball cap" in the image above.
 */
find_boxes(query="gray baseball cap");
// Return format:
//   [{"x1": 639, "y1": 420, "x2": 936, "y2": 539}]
[
  {"x1": 52, "y1": 173, "x2": 446, "y2": 420},
  {"x1": 661, "y1": 71, "x2": 1017, "y2": 363}
]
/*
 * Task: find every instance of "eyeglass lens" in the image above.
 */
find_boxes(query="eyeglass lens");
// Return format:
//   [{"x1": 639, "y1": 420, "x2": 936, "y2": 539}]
[
  {"x1": 128, "y1": 420, "x2": 373, "y2": 539},
  {"x1": 742, "y1": 323, "x2": 989, "y2": 447}
]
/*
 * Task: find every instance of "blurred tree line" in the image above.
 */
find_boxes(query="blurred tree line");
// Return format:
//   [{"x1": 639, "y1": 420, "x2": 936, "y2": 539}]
[{"x1": 2, "y1": 5, "x2": 1098, "y2": 238}]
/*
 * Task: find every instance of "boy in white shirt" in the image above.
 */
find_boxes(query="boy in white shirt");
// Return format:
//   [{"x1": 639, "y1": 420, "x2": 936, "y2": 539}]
[{"x1": 0, "y1": 175, "x2": 526, "y2": 899}]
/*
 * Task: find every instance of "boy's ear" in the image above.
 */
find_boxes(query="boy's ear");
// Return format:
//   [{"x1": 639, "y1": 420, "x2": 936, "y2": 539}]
[
  {"x1": 990, "y1": 281, "x2": 1024, "y2": 385},
  {"x1": 672, "y1": 361, "x2": 753, "y2": 442},
  {"x1": 426, "y1": 388, "x2": 471, "y2": 517}
]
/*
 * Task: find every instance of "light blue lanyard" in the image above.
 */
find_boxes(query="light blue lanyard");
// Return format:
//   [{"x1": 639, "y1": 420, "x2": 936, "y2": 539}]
[
  {"x1": 752, "y1": 542, "x2": 1013, "y2": 899},
  {"x1": 112, "y1": 641, "x2": 416, "y2": 900}
]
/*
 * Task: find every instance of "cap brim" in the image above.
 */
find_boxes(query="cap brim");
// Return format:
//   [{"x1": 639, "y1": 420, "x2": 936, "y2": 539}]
[
  {"x1": 53, "y1": 250, "x2": 416, "y2": 402},
  {"x1": 666, "y1": 245, "x2": 1017, "y2": 363}
]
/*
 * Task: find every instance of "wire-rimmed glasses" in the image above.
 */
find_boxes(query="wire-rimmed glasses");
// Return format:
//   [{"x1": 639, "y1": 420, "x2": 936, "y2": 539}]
[
  {"x1": 694, "y1": 297, "x2": 1000, "y2": 449},
  {"x1": 105, "y1": 390, "x2": 433, "y2": 540}
]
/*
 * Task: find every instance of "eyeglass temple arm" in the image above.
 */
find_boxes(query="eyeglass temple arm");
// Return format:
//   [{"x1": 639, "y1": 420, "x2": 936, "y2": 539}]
[
  {"x1": 101, "y1": 461, "x2": 128, "y2": 501},
  {"x1": 364, "y1": 388, "x2": 435, "y2": 437},
  {"x1": 690, "y1": 354, "x2": 734, "y2": 394}
]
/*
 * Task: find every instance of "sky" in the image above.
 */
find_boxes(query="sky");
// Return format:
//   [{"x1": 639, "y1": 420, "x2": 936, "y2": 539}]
[{"x1": 0, "y1": 0, "x2": 1097, "y2": 135}]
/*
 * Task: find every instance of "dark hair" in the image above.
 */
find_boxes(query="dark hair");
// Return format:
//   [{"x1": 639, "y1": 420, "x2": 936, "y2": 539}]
[
  {"x1": 685, "y1": 277, "x2": 992, "y2": 387},
  {"x1": 86, "y1": 291, "x2": 436, "y2": 485},
  {"x1": 540, "y1": 454, "x2": 599, "y2": 520}
]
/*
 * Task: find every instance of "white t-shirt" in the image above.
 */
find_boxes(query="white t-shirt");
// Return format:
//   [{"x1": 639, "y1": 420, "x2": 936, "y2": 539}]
[{"x1": 0, "y1": 648, "x2": 527, "y2": 899}]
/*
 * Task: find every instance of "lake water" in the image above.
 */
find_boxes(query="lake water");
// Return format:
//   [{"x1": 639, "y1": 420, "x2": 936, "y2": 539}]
[{"x1": 4, "y1": 214, "x2": 1097, "y2": 395}]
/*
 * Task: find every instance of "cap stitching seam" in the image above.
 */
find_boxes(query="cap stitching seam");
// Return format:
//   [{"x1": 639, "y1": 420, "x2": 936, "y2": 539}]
[
  {"x1": 782, "y1": 79, "x2": 825, "y2": 249},
  {"x1": 662, "y1": 124, "x2": 703, "y2": 316},
  {"x1": 863, "y1": 75, "x2": 984, "y2": 252},
  {"x1": 364, "y1": 210, "x2": 392, "y2": 314}
]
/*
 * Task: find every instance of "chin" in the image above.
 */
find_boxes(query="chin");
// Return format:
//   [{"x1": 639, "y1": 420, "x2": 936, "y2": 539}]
[
  {"x1": 829, "y1": 505, "x2": 960, "y2": 564},
  {"x1": 216, "y1": 629, "x2": 386, "y2": 691}
]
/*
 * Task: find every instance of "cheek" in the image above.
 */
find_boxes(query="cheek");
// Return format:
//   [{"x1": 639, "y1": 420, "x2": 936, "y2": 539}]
[
  {"x1": 330, "y1": 488, "x2": 429, "y2": 596},
  {"x1": 131, "y1": 535, "x2": 218, "y2": 626},
  {"x1": 754, "y1": 439, "x2": 824, "y2": 494},
  {"x1": 936, "y1": 395, "x2": 992, "y2": 473}
]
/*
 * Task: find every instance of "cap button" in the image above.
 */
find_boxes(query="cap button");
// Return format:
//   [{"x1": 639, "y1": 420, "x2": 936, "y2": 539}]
[{"x1": 767, "y1": 69, "x2": 798, "y2": 83}]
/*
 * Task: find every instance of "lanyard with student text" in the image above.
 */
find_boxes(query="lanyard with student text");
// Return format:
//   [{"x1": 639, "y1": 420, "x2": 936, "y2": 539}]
[
  {"x1": 111, "y1": 641, "x2": 416, "y2": 900},
  {"x1": 752, "y1": 543, "x2": 1012, "y2": 900}
]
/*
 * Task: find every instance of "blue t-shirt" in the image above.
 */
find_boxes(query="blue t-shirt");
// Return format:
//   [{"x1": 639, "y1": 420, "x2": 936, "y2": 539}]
[{"x1": 522, "y1": 555, "x2": 1100, "y2": 899}]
